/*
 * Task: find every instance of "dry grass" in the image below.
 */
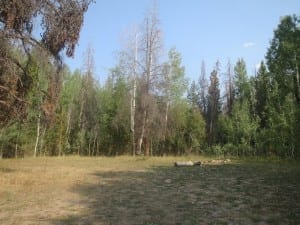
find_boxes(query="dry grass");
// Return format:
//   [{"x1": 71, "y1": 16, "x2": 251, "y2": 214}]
[{"x1": 0, "y1": 156, "x2": 299, "y2": 225}]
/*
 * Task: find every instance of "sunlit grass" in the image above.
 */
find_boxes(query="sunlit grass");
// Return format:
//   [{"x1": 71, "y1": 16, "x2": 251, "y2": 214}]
[{"x1": 0, "y1": 156, "x2": 299, "y2": 225}]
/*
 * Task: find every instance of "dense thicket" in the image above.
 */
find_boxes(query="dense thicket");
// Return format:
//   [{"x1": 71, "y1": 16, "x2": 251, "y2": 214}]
[{"x1": 0, "y1": 11, "x2": 299, "y2": 158}]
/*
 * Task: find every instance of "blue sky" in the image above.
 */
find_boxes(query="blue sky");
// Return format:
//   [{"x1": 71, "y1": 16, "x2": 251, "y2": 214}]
[{"x1": 64, "y1": 0, "x2": 300, "y2": 83}]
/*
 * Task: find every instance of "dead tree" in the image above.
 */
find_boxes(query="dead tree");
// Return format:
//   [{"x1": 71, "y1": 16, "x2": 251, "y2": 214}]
[
  {"x1": 0, "y1": 0, "x2": 93, "y2": 125},
  {"x1": 137, "y1": 7, "x2": 163, "y2": 156}
]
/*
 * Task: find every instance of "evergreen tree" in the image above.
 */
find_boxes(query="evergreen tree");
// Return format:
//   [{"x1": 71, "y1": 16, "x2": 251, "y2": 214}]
[
  {"x1": 266, "y1": 15, "x2": 300, "y2": 104},
  {"x1": 98, "y1": 66, "x2": 131, "y2": 155},
  {"x1": 255, "y1": 61, "x2": 270, "y2": 128},
  {"x1": 234, "y1": 58, "x2": 250, "y2": 103},
  {"x1": 162, "y1": 48, "x2": 188, "y2": 153},
  {"x1": 207, "y1": 68, "x2": 221, "y2": 146},
  {"x1": 229, "y1": 101, "x2": 258, "y2": 156},
  {"x1": 187, "y1": 80, "x2": 199, "y2": 109},
  {"x1": 265, "y1": 15, "x2": 300, "y2": 158}
]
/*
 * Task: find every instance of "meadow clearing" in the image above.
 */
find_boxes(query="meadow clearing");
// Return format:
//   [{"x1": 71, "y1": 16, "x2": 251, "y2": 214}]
[{"x1": 0, "y1": 156, "x2": 299, "y2": 225}]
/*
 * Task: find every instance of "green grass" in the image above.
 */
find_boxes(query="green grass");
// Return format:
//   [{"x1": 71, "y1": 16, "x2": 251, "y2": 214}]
[{"x1": 0, "y1": 156, "x2": 299, "y2": 225}]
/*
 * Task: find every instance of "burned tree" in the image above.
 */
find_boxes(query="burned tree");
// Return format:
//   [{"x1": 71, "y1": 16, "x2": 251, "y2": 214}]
[{"x1": 0, "y1": 0, "x2": 93, "y2": 125}]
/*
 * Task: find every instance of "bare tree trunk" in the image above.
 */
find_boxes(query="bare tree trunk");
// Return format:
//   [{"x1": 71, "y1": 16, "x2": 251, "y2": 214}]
[
  {"x1": 78, "y1": 100, "x2": 84, "y2": 155},
  {"x1": 15, "y1": 143, "x2": 18, "y2": 158},
  {"x1": 142, "y1": 38, "x2": 152, "y2": 157},
  {"x1": 162, "y1": 97, "x2": 170, "y2": 155},
  {"x1": 64, "y1": 107, "x2": 72, "y2": 152},
  {"x1": 96, "y1": 140, "x2": 99, "y2": 156},
  {"x1": 92, "y1": 131, "x2": 97, "y2": 156},
  {"x1": 131, "y1": 33, "x2": 138, "y2": 156},
  {"x1": 15, "y1": 127, "x2": 19, "y2": 158},
  {"x1": 78, "y1": 70, "x2": 87, "y2": 156},
  {"x1": 131, "y1": 124, "x2": 136, "y2": 156},
  {"x1": 150, "y1": 138, "x2": 153, "y2": 156},
  {"x1": 131, "y1": 86, "x2": 136, "y2": 155},
  {"x1": 164, "y1": 93, "x2": 170, "y2": 142},
  {"x1": 88, "y1": 139, "x2": 91, "y2": 157},
  {"x1": 138, "y1": 110, "x2": 147, "y2": 155},
  {"x1": 144, "y1": 137, "x2": 150, "y2": 156},
  {"x1": 58, "y1": 110, "x2": 64, "y2": 156},
  {"x1": 136, "y1": 7, "x2": 162, "y2": 156},
  {"x1": 163, "y1": 66, "x2": 170, "y2": 145},
  {"x1": 144, "y1": 113, "x2": 150, "y2": 156},
  {"x1": 34, "y1": 111, "x2": 41, "y2": 157},
  {"x1": 39, "y1": 126, "x2": 46, "y2": 157}
]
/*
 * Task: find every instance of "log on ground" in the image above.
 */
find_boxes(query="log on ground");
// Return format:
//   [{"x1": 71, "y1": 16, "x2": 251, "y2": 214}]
[{"x1": 174, "y1": 161, "x2": 201, "y2": 167}]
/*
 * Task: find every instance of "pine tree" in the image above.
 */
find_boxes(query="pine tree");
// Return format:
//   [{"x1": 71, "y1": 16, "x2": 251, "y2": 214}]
[
  {"x1": 234, "y1": 58, "x2": 250, "y2": 103},
  {"x1": 207, "y1": 68, "x2": 221, "y2": 146},
  {"x1": 255, "y1": 61, "x2": 270, "y2": 128},
  {"x1": 187, "y1": 80, "x2": 199, "y2": 109},
  {"x1": 266, "y1": 15, "x2": 300, "y2": 104}
]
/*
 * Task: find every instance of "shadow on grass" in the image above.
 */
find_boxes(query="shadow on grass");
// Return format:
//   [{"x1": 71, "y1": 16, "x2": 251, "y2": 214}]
[{"x1": 52, "y1": 163, "x2": 300, "y2": 225}]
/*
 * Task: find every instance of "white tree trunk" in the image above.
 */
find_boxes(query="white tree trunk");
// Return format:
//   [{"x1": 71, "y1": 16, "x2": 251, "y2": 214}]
[
  {"x1": 34, "y1": 111, "x2": 41, "y2": 157},
  {"x1": 164, "y1": 99, "x2": 169, "y2": 142},
  {"x1": 131, "y1": 33, "x2": 138, "y2": 156},
  {"x1": 138, "y1": 110, "x2": 147, "y2": 154},
  {"x1": 64, "y1": 107, "x2": 72, "y2": 151},
  {"x1": 39, "y1": 126, "x2": 46, "y2": 156},
  {"x1": 164, "y1": 68, "x2": 171, "y2": 142},
  {"x1": 15, "y1": 129, "x2": 19, "y2": 158}
]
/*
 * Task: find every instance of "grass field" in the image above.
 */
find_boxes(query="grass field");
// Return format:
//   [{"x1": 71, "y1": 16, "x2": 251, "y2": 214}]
[{"x1": 0, "y1": 156, "x2": 299, "y2": 225}]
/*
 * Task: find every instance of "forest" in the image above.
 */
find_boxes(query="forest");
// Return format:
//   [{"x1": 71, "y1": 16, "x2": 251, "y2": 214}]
[{"x1": 0, "y1": 1, "x2": 299, "y2": 159}]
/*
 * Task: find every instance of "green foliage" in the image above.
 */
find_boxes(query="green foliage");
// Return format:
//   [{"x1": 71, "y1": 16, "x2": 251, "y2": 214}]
[
  {"x1": 230, "y1": 102, "x2": 258, "y2": 147},
  {"x1": 254, "y1": 62, "x2": 270, "y2": 127},
  {"x1": 262, "y1": 15, "x2": 300, "y2": 158},
  {"x1": 185, "y1": 108, "x2": 206, "y2": 153},
  {"x1": 164, "y1": 101, "x2": 189, "y2": 155},
  {"x1": 222, "y1": 143, "x2": 237, "y2": 157},
  {"x1": 209, "y1": 144, "x2": 223, "y2": 157},
  {"x1": 0, "y1": 123, "x2": 21, "y2": 158},
  {"x1": 266, "y1": 15, "x2": 300, "y2": 103},
  {"x1": 217, "y1": 114, "x2": 233, "y2": 144},
  {"x1": 1, "y1": 14, "x2": 299, "y2": 159},
  {"x1": 207, "y1": 68, "x2": 221, "y2": 146},
  {"x1": 217, "y1": 101, "x2": 258, "y2": 157},
  {"x1": 187, "y1": 80, "x2": 199, "y2": 108},
  {"x1": 163, "y1": 101, "x2": 205, "y2": 155},
  {"x1": 234, "y1": 58, "x2": 251, "y2": 102},
  {"x1": 266, "y1": 94, "x2": 297, "y2": 157},
  {"x1": 98, "y1": 67, "x2": 131, "y2": 155},
  {"x1": 165, "y1": 47, "x2": 188, "y2": 103}
]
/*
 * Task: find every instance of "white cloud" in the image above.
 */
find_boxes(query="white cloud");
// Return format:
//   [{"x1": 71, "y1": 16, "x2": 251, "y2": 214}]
[{"x1": 243, "y1": 42, "x2": 255, "y2": 48}]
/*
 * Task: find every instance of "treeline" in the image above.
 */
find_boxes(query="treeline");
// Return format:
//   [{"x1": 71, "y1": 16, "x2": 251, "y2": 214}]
[
  {"x1": 0, "y1": 6, "x2": 299, "y2": 158},
  {"x1": 0, "y1": 0, "x2": 94, "y2": 157}
]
